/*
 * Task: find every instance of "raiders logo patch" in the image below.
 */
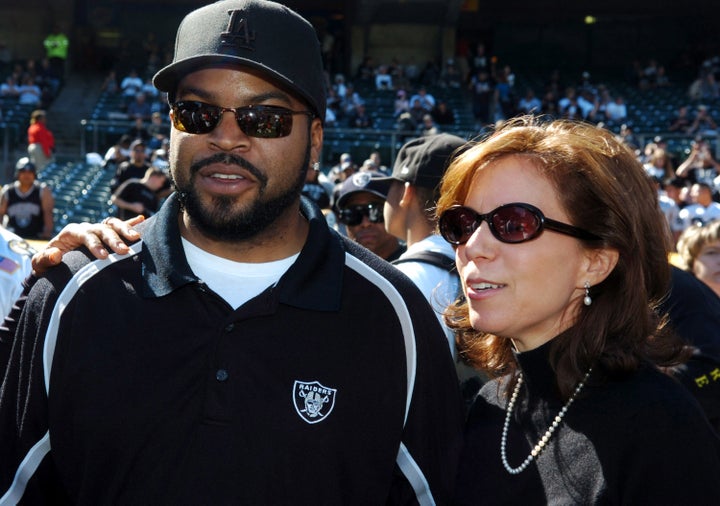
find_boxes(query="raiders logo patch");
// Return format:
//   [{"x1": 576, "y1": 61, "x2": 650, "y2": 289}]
[{"x1": 293, "y1": 380, "x2": 337, "y2": 424}]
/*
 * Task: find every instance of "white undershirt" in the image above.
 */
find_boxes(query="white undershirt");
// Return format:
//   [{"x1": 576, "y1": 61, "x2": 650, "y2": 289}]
[{"x1": 181, "y1": 237, "x2": 299, "y2": 309}]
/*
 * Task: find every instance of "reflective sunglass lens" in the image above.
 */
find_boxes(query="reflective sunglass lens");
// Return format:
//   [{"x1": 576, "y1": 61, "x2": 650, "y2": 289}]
[
  {"x1": 172, "y1": 102, "x2": 307, "y2": 138},
  {"x1": 492, "y1": 206, "x2": 541, "y2": 243},
  {"x1": 439, "y1": 207, "x2": 475, "y2": 244}
]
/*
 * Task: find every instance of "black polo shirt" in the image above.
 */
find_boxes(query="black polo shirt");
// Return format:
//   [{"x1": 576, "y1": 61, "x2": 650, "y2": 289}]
[{"x1": 0, "y1": 194, "x2": 464, "y2": 505}]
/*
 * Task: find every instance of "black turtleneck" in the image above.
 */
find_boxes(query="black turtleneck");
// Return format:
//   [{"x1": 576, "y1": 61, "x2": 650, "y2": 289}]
[{"x1": 454, "y1": 340, "x2": 720, "y2": 505}]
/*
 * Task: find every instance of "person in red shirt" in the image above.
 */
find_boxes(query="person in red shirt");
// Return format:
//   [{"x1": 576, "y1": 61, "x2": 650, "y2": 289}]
[{"x1": 27, "y1": 109, "x2": 55, "y2": 170}]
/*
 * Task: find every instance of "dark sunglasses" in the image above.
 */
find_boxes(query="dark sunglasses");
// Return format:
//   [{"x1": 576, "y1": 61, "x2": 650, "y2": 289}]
[
  {"x1": 170, "y1": 101, "x2": 314, "y2": 138},
  {"x1": 438, "y1": 203, "x2": 601, "y2": 245},
  {"x1": 338, "y1": 204, "x2": 384, "y2": 226}
]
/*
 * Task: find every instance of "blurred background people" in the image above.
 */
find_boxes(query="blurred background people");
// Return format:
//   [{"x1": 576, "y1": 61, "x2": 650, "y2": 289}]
[{"x1": 0, "y1": 157, "x2": 54, "y2": 239}]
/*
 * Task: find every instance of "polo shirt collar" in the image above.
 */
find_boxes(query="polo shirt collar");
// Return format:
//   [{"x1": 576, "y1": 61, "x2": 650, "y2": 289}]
[{"x1": 138, "y1": 193, "x2": 345, "y2": 312}]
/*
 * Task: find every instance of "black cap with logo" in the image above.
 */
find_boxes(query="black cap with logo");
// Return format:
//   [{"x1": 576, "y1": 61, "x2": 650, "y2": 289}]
[{"x1": 153, "y1": 0, "x2": 326, "y2": 122}]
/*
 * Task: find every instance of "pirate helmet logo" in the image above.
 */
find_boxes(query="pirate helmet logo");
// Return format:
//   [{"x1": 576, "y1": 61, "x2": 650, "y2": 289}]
[{"x1": 293, "y1": 380, "x2": 337, "y2": 424}]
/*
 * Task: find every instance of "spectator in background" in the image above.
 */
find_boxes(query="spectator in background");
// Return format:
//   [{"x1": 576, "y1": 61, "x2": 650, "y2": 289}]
[
  {"x1": 688, "y1": 105, "x2": 718, "y2": 136},
  {"x1": 440, "y1": 58, "x2": 463, "y2": 89},
  {"x1": 0, "y1": 75, "x2": 20, "y2": 99},
  {"x1": 347, "y1": 102, "x2": 372, "y2": 129},
  {"x1": 676, "y1": 220, "x2": 720, "y2": 299},
  {"x1": 659, "y1": 265, "x2": 720, "y2": 435},
  {"x1": 125, "y1": 116, "x2": 151, "y2": 143},
  {"x1": 517, "y1": 88, "x2": 542, "y2": 115},
  {"x1": 17, "y1": 76, "x2": 42, "y2": 106},
  {"x1": 668, "y1": 105, "x2": 692, "y2": 134},
  {"x1": 339, "y1": 82, "x2": 363, "y2": 117},
  {"x1": 120, "y1": 68, "x2": 144, "y2": 104},
  {"x1": 335, "y1": 171, "x2": 406, "y2": 261},
  {"x1": 654, "y1": 177, "x2": 684, "y2": 244},
  {"x1": 679, "y1": 182, "x2": 720, "y2": 229},
  {"x1": 396, "y1": 111, "x2": 418, "y2": 140},
  {"x1": 409, "y1": 86, "x2": 436, "y2": 112},
  {"x1": 469, "y1": 68, "x2": 496, "y2": 129},
  {"x1": 36, "y1": 57, "x2": 61, "y2": 100},
  {"x1": 26, "y1": 109, "x2": 54, "y2": 170},
  {"x1": 100, "y1": 69, "x2": 120, "y2": 95},
  {"x1": 126, "y1": 92, "x2": 153, "y2": 121},
  {"x1": 43, "y1": 24, "x2": 69, "y2": 81},
  {"x1": 355, "y1": 55, "x2": 375, "y2": 83},
  {"x1": 676, "y1": 138, "x2": 720, "y2": 184},
  {"x1": 377, "y1": 133, "x2": 467, "y2": 360},
  {"x1": 374, "y1": 64, "x2": 393, "y2": 90},
  {"x1": 643, "y1": 148, "x2": 672, "y2": 181},
  {"x1": 431, "y1": 100, "x2": 455, "y2": 127},
  {"x1": 112, "y1": 167, "x2": 168, "y2": 220},
  {"x1": 0, "y1": 158, "x2": 54, "y2": 239},
  {"x1": 393, "y1": 89, "x2": 410, "y2": 117},
  {"x1": 146, "y1": 111, "x2": 168, "y2": 150},
  {"x1": 604, "y1": 95, "x2": 628, "y2": 122},
  {"x1": 110, "y1": 139, "x2": 150, "y2": 193},
  {"x1": 103, "y1": 134, "x2": 132, "y2": 169},
  {"x1": 0, "y1": 225, "x2": 33, "y2": 319},
  {"x1": 419, "y1": 114, "x2": 439, "y2": 136},
  {"x1": 680, "y1": 181, "x2": 720, "y2": 230}
]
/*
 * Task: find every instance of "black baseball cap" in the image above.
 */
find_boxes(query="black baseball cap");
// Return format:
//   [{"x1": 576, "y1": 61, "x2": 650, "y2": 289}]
[
  {"x1": 153, "y1": 0, "x2": 326, "y2": 122},
  {"x1": 336, "y1": 171, "x2": 391, "y2": 209},
  {"x1": 378, "y1": 133, "x2": 467, "y2": 190}
]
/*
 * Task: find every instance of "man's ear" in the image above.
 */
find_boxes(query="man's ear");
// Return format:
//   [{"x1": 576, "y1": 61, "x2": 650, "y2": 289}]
[{"x1": 398, "y1": 182, "x2": 415, "y2": 209}]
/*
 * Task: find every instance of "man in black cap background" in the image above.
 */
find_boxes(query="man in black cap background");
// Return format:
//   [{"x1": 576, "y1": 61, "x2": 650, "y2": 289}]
[
  {"x1": 335, "y1": 170, "x2": 406, "y2": 261},
  {"x1": 0, "y1": 157, "x2": 54, "y2": 239},
  {"x1": 0, "y1": 1, "x2": 463, "y2": 504},
  {"x1": 376, "y1": 134, "x2": 486, "y2": 398},
  {"x1": 378, "y1": 134, "x2": 466, "y2": 357},
  {"x1": 109, "y1": 138, "x2": 151, "y2": 193}
]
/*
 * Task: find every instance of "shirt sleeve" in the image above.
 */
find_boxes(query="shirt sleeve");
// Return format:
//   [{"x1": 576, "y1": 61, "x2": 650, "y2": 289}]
[{"x1": 388, "y1": 293, "x2": 465, "y2": 505}]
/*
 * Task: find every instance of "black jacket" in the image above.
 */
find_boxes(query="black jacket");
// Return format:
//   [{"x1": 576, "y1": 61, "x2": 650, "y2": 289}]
[{"x1": 0, "y1": 194, "x2": 464, "y2": 505}]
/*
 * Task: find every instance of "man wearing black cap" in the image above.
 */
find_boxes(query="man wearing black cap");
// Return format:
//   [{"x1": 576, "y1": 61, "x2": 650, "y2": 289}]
[
  {"x1": 376, "y1": 134, "x2": 485, "y2": 398},
  {"x1": 0, "y1": 157, "x2": 54, "y2": 239},
  {"x1": 109, "y1": 138, "x2": 151, "y2": 192},
  {"x1": 377, "y1": 134, "x2": 467, "y2": 357},
  {"x1": 0, "y1": 1, "x2": 463, "y2": 504},
  {"x1": 335, "y1": 171, "x2": 406, "y2": 261}
]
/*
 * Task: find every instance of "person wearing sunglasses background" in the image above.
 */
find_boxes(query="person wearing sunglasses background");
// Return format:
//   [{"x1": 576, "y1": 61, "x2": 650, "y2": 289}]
[
  {"x1": 0, "y1": 1, "x2": 463, "y2": 504},
  {"x1": 334, "y1": 171, "x2": 406, "y2": 262},
  {"x1": 437, "y1": 116, "x2": 720, "y2": 504}
]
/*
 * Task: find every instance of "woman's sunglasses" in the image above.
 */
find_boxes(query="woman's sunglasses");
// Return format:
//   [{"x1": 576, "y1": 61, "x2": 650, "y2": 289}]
[
  {"x1": 170, "y1": 101, "x2": 314, "y2": 138},
  {"x1": 438, "y1": 203, "x2": 601, "y2": 245},
  {"x1": 338, "y1": 204, "x2": 384, "y2": 226}
]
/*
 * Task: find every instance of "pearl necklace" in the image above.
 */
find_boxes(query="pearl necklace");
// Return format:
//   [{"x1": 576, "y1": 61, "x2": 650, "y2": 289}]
[{"x1": 501, "y1": 367, "x2": 592, "y2": 474}]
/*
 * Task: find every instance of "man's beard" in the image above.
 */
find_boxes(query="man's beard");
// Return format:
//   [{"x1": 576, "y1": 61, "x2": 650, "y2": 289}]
[{"x1": 173, "y1": 146, "x2": 310, "y2": 242}]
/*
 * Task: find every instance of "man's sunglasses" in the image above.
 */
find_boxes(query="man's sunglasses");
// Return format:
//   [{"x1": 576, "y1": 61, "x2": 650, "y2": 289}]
[
  {"x1": 338, "y1": 204, "x2": 384, "y2": 226},
  {"x1": 170, "y1": 101, "x2": 314, "y2": 138},
  {"x1": 438, "y1": 203, "x2": 601, "y2": 245}
]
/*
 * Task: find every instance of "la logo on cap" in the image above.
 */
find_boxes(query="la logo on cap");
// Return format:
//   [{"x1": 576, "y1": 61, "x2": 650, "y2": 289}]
[{"x1": 221, "y1": 10, "x2": 256, "y2": 50}]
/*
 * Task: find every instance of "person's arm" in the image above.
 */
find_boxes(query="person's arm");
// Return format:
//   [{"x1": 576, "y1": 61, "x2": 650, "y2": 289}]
[
  {"x1": 40, "y1": 186, "x2": 54, "y2": 239},
  {"x1": 676, "y1": 148, "x2": 700, "y2": 178},
  {"x1": 31, "y1": 215, "x2": 143, "y2": 274}
]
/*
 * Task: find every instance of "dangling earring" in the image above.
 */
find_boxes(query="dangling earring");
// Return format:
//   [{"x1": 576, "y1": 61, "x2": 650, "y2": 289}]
[{"x1": 583, "y1": 281, "x2": 592, "y2": 306}]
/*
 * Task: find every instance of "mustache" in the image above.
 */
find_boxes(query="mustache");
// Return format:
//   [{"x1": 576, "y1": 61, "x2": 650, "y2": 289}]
[{"x1": 189, "y1": 153, "x2": 268, "y2": 186}]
